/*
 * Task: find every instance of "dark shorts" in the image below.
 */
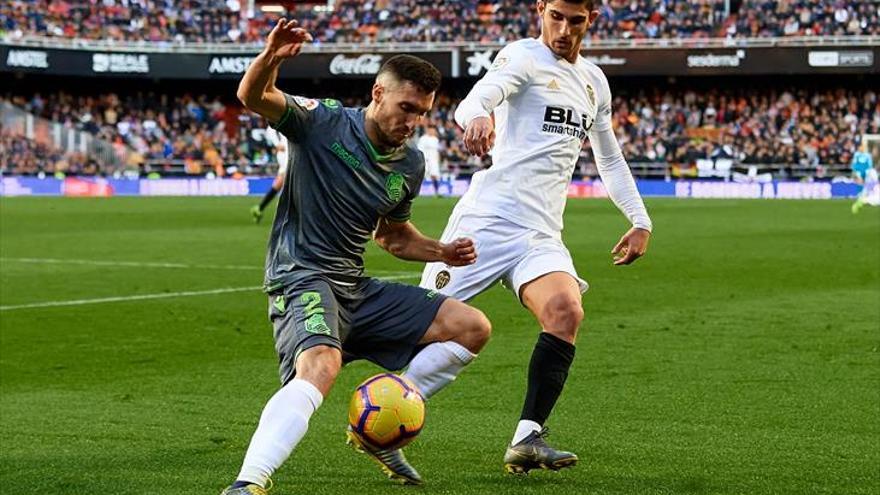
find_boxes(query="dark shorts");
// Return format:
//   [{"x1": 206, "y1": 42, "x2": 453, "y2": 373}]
[{"x1": 268, "y1": 272, "x2": 448, "y2": 385}]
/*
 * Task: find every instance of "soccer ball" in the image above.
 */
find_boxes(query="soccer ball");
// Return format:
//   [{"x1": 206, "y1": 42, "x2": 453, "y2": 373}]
[{"x1": 348, "y1": 373, "x2": 425, "y2": 450}]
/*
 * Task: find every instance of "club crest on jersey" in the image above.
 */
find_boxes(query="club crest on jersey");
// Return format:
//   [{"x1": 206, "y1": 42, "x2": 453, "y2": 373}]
[
  {"x1": 386, "y1": 172, "x2": 405, "y2": 202},
  {"x1": 542, "y1": 106, "x2": 593, "y2": 140},
  {"x1": 435, "y1": 270, "x2": 451, "y2": 289},
  {"x1": 586, "y1": 84, "x2": 596, "y2": 107},
  {"x1": 489, "y1": 56, "x2": 509, "y2": 72},
  {"x1": 293, "y1": 95, "x2": 318, "y2": 111}
]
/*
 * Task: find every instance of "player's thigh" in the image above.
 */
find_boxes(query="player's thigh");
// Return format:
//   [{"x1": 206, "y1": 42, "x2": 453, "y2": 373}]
[
  {"x1": 509, "y1": 239, "x2": 588, "y2": 338},
  {"x1": 344, "y1": 279, "x2": 447, "y2": 371},
  {"x1": 420, "y1": 212, "x2": 528, "y2": 300},
  {"x1": 508, "y1": 238, "x2": 589, "y2": 303},
  {"x1": 270, "y1": 277, "x2": 342, "y2": 386}
]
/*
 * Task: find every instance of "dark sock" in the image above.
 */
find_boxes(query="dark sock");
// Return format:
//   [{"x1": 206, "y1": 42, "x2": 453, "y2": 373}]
[
  {"x1": 432, "y1": 178, "x2": 440, "y2": 195},
  {"x1": 231, "y1": 480, "x2": 252, "y2": 489},
  {"x1": 520, "y1": 332, "x2": 576, "y2": 425},
  {"x1": 259, "y1": 187, "x2": 279, "y2": 211}
]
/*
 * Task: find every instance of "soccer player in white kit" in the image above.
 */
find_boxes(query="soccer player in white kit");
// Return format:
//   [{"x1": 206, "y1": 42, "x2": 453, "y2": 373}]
[
  {"x1": 251, "y1": 126, "x2": 289, "y2": 223},
  {"x1": 418, "y1": 0, "x2": 653, "y2": 474},
  {"x1": 417, "y1": 126, "x2": 442, "y2": 196}
]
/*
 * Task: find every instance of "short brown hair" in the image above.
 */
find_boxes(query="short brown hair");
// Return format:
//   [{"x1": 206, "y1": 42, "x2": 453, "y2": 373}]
[
  {"x1": 547, "y1": 0, "x2": 600, "y2": 8},
  {"x1": 377, "y1": 55, "x2": 442, "y2": 94}
]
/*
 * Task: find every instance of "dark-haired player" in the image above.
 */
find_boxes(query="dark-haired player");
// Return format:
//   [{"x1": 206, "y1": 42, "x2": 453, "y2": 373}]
[
  {"x1": 221, "y1": 19, "x2": 491, "y2": 495},
  {"x1": 420, "y1": 0, "x2": 653, "y2": 474}
]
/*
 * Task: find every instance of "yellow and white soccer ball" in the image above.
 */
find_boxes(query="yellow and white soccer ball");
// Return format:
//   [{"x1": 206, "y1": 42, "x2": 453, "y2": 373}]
[{"x1": 348, "y1": 373, "x2": 425, "y2": 450}]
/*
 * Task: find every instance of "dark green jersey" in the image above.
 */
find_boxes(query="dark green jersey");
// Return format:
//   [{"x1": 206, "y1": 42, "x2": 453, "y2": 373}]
[{"x1": 263, "y1": 94, "x2": 425, "y2": 291}]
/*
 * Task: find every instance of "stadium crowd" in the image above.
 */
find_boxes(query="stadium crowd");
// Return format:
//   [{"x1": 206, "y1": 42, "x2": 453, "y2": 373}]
[
  {"x1": 2, "y1": 85, "x2": 876, "y2": 177},
  {"x1": 0, "y1": 124, "x2": 102, "y2": 176},
  {"x1": 604, "y1": 86, "x2": 878, "y2": 172},
  {"x1": 1, "y1": 0, "x2": 877, "y2": 44}
]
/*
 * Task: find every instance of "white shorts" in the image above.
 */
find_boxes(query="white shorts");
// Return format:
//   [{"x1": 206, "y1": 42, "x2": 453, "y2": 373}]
[
  {"x1": 420, "y1": 209, "x2": 588, "y2": 303},
  {"x1": 277, "y1": 149, "x2": 289, "y2": 176},
  {"x1": 861, "y1": 181, "x2": 880, "y2": 206},
  {"x1": 425, "y1": 159, "x2": 440, "y2": 179}
]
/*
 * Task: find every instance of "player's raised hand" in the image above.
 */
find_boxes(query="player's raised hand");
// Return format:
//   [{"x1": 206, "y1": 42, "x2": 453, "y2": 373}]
[
  {"x1": 440, "y1": 237, "x2": 477, "y2": 266},
  {"x1": 266, "y1": 18, "x2": 313, "y2": 59},
  {"x1": 463, "y1": 116, "x2": 496, "y2": 157},
  {"x1": 611, "y1": 227, "x2": 651, "y2": 266}
]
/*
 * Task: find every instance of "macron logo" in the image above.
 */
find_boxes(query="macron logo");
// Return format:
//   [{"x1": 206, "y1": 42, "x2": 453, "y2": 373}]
[{"x1": 330, "y1": 142, "x2": 362, "y2": 170}]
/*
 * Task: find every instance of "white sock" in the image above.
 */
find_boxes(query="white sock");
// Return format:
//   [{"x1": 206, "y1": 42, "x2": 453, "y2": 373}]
[
  {"x1": 236, "y1": 378, "x2": 324, "y2": 487},
  {"x1": 402, "y1": 341, "x2": 476, "y2": 399},
  {"x1": 512, "y1": 420, "x2": 542, "y2": 445}
]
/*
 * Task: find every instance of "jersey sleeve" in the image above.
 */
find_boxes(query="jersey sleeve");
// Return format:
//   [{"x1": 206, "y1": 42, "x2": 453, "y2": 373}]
[
  {"x1": 272, "y1": 94, "x2": 339, "y2": 143},
  {"x1": 454, "y1": 43, "x2": 534, "y2": 128},
  {"x1": 587, "y1": 70, "x2": 653, "y2": 232}
]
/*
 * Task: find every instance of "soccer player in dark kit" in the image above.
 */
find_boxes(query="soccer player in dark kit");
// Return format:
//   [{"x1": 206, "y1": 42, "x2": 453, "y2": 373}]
[{"x1": 221, "y1": 19, "x2": 492, "y2": 495}]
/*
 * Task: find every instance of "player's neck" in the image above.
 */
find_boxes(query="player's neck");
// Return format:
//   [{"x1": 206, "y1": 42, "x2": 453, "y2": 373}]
[
  {"x1": 540, "y1": 36, "x2": 579, "y2": 64},
  {"x1": 363, "y1": 104, "x2": 399, "y2": 155}
]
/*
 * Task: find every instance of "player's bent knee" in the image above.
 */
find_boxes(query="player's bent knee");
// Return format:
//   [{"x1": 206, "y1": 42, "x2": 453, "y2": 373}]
[{"x1": 540, "y1": 296, "x2": 583, "y2": 341}]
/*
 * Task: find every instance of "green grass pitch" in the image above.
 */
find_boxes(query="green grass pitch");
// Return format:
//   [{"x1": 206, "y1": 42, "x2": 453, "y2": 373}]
[{"x1": 1, "y1": 196, "x2": 878, "y2": 495}]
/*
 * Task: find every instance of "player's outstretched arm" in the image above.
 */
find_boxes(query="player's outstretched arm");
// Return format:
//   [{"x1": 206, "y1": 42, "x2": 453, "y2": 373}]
[
  {"x1": 237, "y1": 18, "x2": 312, "y2": 123},
  {"x1": 374, "y1": 219, "x2": 476, "y2": 267}
]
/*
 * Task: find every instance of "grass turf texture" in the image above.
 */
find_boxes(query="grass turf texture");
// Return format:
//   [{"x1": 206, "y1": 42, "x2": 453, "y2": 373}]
[{"x1": 0, "y1": 196, "x2": 878, "y2": 495}]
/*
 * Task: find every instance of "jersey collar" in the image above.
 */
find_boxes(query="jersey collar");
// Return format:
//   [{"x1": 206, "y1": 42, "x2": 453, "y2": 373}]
[{"x1": 365, "y1": 138, "x2": 406, "y2": 164}]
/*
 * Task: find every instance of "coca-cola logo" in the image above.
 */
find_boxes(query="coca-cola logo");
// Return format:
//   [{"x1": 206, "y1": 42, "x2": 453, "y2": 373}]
[{"x1": 329, "y1": 54, "x2": 383, "y2": 75}]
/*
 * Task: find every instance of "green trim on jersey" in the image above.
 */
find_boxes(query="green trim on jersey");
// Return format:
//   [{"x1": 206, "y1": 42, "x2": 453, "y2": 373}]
[
  {"x1": 365, "y1": 139, "x2": 404, "y2": 164},
  {"x1": 273, "y1": 106, "x2": 293, "y2": 129}
]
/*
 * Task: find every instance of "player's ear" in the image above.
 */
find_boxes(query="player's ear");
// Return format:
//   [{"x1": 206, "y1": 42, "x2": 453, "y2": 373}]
[
  {"x1": 536, "y1": 0, "x2": 545, "y2": 15},
  {"x1": 372, "y1": 82, "x2": 384, "y2": 104},
  {"x1": 588, "y1": 10, "x2": 599, "y2": 24}
]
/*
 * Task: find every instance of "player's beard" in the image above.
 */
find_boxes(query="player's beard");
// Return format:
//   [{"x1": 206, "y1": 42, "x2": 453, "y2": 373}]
[{"x1": 377, "y1": 121, "x2": 408, "y2": 148}]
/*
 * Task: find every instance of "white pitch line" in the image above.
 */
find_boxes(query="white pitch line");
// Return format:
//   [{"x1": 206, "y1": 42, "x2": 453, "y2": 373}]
[
  {"x1": 0, "y1": 257, "x2": 421, "y2": 277},
  {"x1": 2, "y1": 257, "x2": 256, "y2": 271},
  {"x1": 0, "y1": 286, "x2": 261, "y2": 311},
  {"x1": 1, "y1": 257, "x2": 255, "y2": 270},
  {"x1": 0, "y1": 274, "x2": 421, "y2": 312}
]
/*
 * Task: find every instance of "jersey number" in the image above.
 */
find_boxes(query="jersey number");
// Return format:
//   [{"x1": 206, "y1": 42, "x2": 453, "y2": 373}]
[{"x1": 300, "y1": 292, "x2": 331, "y2": 335}]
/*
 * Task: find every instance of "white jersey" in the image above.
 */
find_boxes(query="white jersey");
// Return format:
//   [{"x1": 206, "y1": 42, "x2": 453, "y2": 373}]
[
  {"x1": 454, "y1": 38, "x2": 651, "y2": 235},
  {"x1": 416, "y1": 134, "x2": 441, "y2": 176}
]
